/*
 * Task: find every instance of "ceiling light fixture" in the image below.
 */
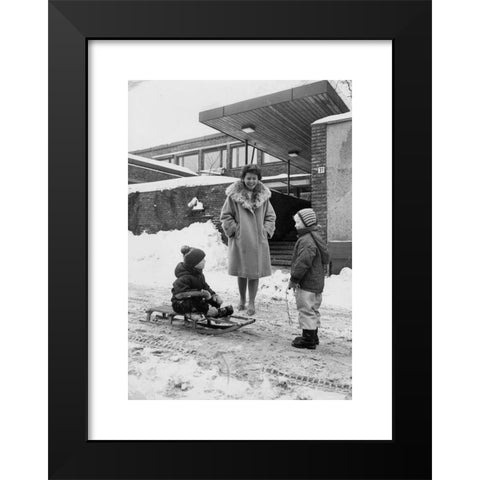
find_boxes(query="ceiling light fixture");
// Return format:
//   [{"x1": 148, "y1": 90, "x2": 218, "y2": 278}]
[
  {"x1": 241, "y1": 125, "x2": 256, "y2": 133},
  {"x1": 288, "y1": 150, "x2": 300, "y2": 157}
]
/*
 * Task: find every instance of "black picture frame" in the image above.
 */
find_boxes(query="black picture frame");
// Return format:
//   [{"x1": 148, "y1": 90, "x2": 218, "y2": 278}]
[{"x1": 49, "y1": 1, "x2": 432, "y2": 479}]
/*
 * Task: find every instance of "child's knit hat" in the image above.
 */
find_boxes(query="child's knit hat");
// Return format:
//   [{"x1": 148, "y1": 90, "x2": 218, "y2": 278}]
[
  {"x1": 297, "y1": 208, "x2": 317, "y2": 227},
  {"x1": 181, "y1": 245, "x2": 206, "y2": 267}
]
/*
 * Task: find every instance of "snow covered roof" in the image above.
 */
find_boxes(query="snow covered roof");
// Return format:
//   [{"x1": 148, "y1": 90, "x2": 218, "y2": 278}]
[
  {"x1": 128, "y1": 175, "x2": 238, "y2": 194},
  {"x1": 128, "y1": 153, "x2": 198, "y2": 176},
  {"x1": 312, "y1": 111, "x2": 352, "y2": 125}
]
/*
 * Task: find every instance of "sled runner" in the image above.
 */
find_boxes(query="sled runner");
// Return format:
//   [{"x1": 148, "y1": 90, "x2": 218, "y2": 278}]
[{"x1": 143, "y1": 304, "x2": 256, "y2": 335}]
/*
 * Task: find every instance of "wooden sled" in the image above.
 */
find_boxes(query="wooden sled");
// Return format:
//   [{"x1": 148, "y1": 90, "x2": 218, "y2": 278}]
[{"x1": 143, "y1": 304, "x2": 256, "y2": 335}]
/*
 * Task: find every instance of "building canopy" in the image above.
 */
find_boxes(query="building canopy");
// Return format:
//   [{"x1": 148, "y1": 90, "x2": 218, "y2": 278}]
[{"x1": 199, "y1": 81, "x2": 349, "y2": 172}]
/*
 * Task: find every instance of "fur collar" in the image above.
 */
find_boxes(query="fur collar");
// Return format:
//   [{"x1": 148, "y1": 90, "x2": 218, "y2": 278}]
[{"x1": 225, "y1": 180, "x2": 271, "y2": 211}]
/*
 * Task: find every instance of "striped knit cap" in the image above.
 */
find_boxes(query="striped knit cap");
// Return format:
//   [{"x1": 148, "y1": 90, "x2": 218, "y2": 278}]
[{"x1": 297, "y1": 208, "x2": 317, "y2": 227}]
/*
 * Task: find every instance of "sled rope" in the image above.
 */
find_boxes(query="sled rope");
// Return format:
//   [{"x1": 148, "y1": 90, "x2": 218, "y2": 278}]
[
  {"x1": 285, "y1": 289, "x2": 293, "y2": 325},
  {"x1": 214, "y1": 352, "x2": 231, "y2": 384}
]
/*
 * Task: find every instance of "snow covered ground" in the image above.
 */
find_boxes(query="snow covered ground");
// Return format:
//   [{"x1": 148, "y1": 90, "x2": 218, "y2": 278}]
[
  {"x1": 128, "y1": 221, "x2": 352, "y2": 400},
  {"x1": 128, "y1": 220, "x2": 352, "y2": 310}
]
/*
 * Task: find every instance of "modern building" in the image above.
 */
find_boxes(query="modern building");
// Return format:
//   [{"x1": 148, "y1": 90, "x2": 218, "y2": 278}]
[
  {"x1": 128, "y1": 153, "x2": 198, "y2": 184},
  {"x1": 129, "y1": 80, "x2": 352, "y2": 272},
  {"x1": 130, "y1": 132, "x2": 311, "y2": 198}
]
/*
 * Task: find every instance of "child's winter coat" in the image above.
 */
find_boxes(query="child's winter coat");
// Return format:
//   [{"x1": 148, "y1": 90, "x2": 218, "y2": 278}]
[
  {"x1": 171, "y1": 262, "x2": 216, "y2": 314},
  {"x1": 290, "y1": 226, "x2": 330, "y2": 294}
]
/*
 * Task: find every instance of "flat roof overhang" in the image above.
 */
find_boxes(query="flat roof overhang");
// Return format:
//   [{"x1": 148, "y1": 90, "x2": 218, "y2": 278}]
[{"x1": 199, "y1": 81, "x2": 349, "y2": 172}]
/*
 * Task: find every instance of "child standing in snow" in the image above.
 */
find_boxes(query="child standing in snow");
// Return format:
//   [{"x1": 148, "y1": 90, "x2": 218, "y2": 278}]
[
  {"x1": 171, "y1": 245, "x2": 233, "y2": 318},
  {"x1": 288, "y1": 208, "x2": 330, "y2": 349}
]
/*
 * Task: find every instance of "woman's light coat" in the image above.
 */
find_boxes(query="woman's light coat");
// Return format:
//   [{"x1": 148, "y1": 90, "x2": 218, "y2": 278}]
[{"x1": 220, "y1": 180, "x2": 276, "y2": 279}]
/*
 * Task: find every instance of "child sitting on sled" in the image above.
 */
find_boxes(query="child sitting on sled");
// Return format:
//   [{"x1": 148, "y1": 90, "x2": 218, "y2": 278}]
[{"x1": 171, "y1": 245, "x2": 234, "y2": 318}]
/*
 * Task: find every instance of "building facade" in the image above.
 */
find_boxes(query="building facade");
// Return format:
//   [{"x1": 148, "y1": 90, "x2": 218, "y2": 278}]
[
  {"x1": 129, "y1": 81, "x2": 352, "y2": 272},
  {"x1": 130, "y1": 133, "x2": 309, "y2": 199}
]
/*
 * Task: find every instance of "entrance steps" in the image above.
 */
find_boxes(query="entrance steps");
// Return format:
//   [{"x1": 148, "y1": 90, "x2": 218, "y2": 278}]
[{"x1": 269, "y1": 241, "x2": 296, "y2": 268}]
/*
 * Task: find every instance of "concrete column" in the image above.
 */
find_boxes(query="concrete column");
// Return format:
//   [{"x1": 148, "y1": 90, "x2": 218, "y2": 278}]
[{"x1": 226, "y1": 144, "x2": 232, "y2": 169}]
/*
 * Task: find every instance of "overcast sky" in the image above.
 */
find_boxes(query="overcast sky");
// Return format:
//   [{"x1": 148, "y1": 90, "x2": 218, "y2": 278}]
[{"x1": 128, "y1": 80, "x2": 330, "y2": 151}]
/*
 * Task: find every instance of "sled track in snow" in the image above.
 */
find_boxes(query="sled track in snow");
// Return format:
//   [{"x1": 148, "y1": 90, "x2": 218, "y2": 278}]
[
  {"x1": 264, "y1": 367, "x2": 351, "y2": 393},
  {"x1": 129, "y1": 333, "x2": 198, "y2": 355},
  {"x1": 129, "y1": 332, "x2": 351, "y2": 394}
]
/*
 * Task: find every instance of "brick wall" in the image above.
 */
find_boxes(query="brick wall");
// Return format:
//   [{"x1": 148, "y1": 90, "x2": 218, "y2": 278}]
[
  {"x1": 128, "y1": 183, "x2": 228, "y2": 236},
  {"x1": 310, "y1": 123, "x2": 328, "y2": 241},
  {"x1": 128, "y1": 183, "x2": 309, "y2": 242},
  {"x1": 128, "y1": 165, "x2": 178, "y2": 184}
]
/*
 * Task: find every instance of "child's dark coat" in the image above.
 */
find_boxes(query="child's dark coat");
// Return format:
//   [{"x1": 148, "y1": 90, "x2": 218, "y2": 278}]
[
  {"x1": 290, "y1": 226, "x2": 330, "y2": 294},
  {"x1": 171, "y1": 262, "x2": 216, "y2": 314}
]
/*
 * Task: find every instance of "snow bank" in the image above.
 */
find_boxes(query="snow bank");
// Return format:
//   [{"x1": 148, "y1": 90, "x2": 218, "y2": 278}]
[
  {"x1": 128, "y1": 175, "x2": 237, "y2": 194},
  {"x1": 255, "y1": 266, "x2": 352, "y2": 310},
  {"x1": 129, "y1": 221, "x2": 229, "y2": 288},
  {"x1": 323, "y1": 268, "x2": 352, "y2": 309},
  {"x1": 129, "y1": 221, "x2": 351, "y2": 310}
]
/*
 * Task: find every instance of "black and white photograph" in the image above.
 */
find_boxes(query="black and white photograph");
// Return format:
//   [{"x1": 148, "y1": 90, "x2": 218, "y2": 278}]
[
  {"x1": 13, "y1": 0, "x2": 480, "y2": 478},
  {"x1": 128, "y1": 80, "x2": 352, "y2": 400}
]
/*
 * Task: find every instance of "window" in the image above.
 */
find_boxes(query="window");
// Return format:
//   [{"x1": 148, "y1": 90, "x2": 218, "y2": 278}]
[
  {"x1": 248, "y1": 146, "x2": 258, "y2": 165},
  {"x1": 231, "y1": 145, "x2": 257, "y2": 168},
  {"x1": 263, "y1": 152, "x2": 282, "y2": 163},
  {"x1": 203, "y1": 148, "x2": 227, "y2": 171},
  {"x1": 179, "y1": 153, "x2": 199, "y2": 172},
  {"x1": 231, "y1": 145, "x2": 245, "y2": 168}
]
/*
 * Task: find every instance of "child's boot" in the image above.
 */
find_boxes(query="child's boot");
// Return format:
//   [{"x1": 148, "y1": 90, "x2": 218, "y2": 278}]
[
  {"x1": 292, "y1": 330, "x2": 316, "y2": 349},
  {"x1": 215, "y1": 305, "x2": 234, "y2": 318}
]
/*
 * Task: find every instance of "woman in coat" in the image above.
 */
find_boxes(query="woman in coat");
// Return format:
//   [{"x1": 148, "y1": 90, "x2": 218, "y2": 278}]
[{"x1": 220, "y1": 164, "x2": 276, "y2": 315}]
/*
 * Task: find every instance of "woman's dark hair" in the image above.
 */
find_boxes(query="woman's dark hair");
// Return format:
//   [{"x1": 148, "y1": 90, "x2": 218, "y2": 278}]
[{"x1": 240, "y1": 164, "x2": 262, "y2": 181}]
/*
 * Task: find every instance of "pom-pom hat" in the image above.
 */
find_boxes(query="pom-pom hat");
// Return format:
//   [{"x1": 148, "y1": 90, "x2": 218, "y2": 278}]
[
  {"x1": 297, "y1": 208, "x2": 317, "y2": 227},
  {"x1": 181, "y1": 245, "x2": 206, "y2": 267}
]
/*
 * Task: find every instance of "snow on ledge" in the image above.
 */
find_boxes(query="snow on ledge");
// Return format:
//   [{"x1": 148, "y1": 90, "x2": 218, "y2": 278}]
[
  {"x1": 128, "y1": 153, "x2": 198, "y2": 176},
  {"x1": 128, "y1": 175, "x2": 238, "y2": 194},
  {"x1": 312, "y1": 111, "x2": 352, "y2": 126},
  {"x1": 263, "y1": 173, "x2": 309, "y2": 181}
]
